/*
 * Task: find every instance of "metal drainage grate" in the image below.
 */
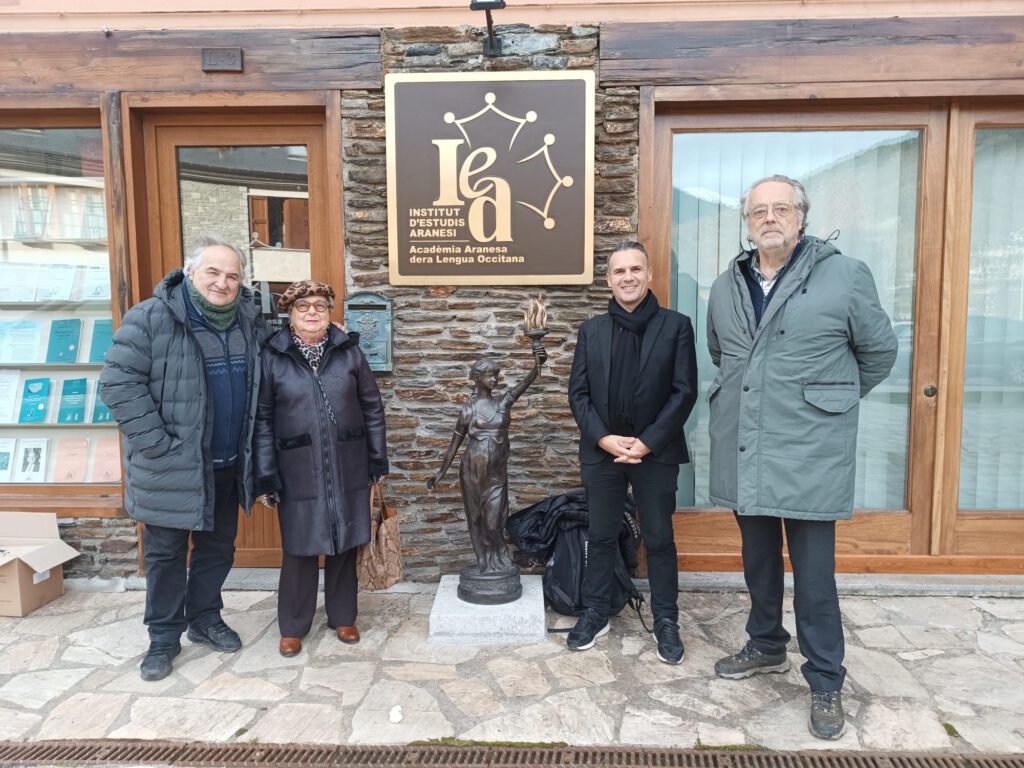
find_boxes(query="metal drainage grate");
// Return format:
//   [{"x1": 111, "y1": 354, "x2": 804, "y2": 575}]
[{"x1": 0, "y1": 743, "x2": 1022, "y2": 768}]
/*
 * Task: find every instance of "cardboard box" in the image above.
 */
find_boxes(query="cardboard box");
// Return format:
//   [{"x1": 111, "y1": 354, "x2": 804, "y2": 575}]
[{"x1": 0, "y1": 512, "x2": 80, "y2": 617}]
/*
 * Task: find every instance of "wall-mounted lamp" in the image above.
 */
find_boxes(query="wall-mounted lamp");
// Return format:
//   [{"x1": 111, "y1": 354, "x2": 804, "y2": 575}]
[{"x1": 470, "y1": 0, "x2": 506, "y2": 56}]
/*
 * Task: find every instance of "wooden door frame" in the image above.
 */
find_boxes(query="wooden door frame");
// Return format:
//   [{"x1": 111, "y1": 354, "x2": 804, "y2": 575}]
[
  {"x1": 641, "y1": 101, "x2": 957, "y2": 571},
  {"x1": 936, "y1": 103, "x2": 1024, "y2": 558},
  {"x1": 120, "y1": 91, "x2": 344, "y2": 567},
  {"x1": 120, "y1": 91, "x2": 345, "y2": 325}
]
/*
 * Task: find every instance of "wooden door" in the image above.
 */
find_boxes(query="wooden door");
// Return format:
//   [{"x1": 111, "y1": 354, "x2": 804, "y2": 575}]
[
  {"x1": 128, "y1": 103, "x2": 343, "y2": 567},
  {"x1": 933, "y1": 105, "x2": 1024, "y2": 563}
]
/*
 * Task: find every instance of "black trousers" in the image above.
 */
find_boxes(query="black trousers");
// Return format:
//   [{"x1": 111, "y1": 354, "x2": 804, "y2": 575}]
[
  {"x1": 277, "y1": 547, "x2": 358, "y2": 637},
  {"x1": 142, "y1": 466, "x2": 239, "y2": 644},
  {"x1": 736, "y1": 513, "x2": 846, "y2": 692},
  {"x1": 581, "y1": 457, "x2": 679, "y2": 622}
]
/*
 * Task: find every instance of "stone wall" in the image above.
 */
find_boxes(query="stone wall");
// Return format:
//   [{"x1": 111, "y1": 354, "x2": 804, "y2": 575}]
[
  {"x1": 342, "y1": 24, "x2": 640, "y2": 580},
  {"x1": 59, "y1": 517, "x2": 140, "y2": 580}
]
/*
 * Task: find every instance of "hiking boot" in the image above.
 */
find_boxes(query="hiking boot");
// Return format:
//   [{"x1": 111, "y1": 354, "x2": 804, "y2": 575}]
[
  {"x1": 809, "y1": 690, "x2": 847, "y2": 739},
  {"x1": 652, "y1": 617, "x2": 684, "y2": 664},
  {"x1": 714, "y1": 640, "x2": 790, "y2": 679},
  {"x1": 139, "y1": 641, "x2": 181, "y2": 681},
  {"x1": 566, "y1": 609, "x2": 609, "y2": 651},
  {"x1": 187, "y1": 621, "x2": 242, "y2": 653}
]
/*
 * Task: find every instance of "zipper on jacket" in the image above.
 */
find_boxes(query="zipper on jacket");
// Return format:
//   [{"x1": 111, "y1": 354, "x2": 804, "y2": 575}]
[
  {"x1": 802, "y1": 380, "x2": 856, "y2": 386},
  {"x1": 177, "y1": 321, "x2": 210, "y2": 531},
  {"x1": 291, "y1": 342, "x2": 341, "y2": 554},
  {"x1": 318, "y1": 345, "x2": 340, "y2": 553}
]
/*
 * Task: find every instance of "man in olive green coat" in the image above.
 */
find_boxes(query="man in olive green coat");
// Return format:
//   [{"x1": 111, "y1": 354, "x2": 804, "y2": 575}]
[{"x1": 706, "y1": 175, "x2": 897, "y2": 740}]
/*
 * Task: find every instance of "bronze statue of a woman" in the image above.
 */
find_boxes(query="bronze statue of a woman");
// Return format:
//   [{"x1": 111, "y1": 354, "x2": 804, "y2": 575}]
[{"x1": 427, "y1": 344, "x2": 547, "y2": 604}]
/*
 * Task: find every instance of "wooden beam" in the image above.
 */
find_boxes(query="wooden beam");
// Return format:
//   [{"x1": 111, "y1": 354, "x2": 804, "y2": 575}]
[
  {"x1": 325, "y1": 88, "x2": 346, "y2": 300},
  {"x1": 0, "y1": 94, "x2": 99, "y2": 112},
  {"x1": 653, "y1": 81, "x2": 1024, "y2": 103},
  {"x1": 101, "y1": 91, "x2": 132, "y2": 322},
  {"x1": 601, "y1": 16, "x2": 1024, "y2": 88},
  {"x1": 0, "y1": 29, "x2": 380, "y2": 95},
  {"x1": 0, "y1": 491, "x2": 124, "y2": 518},
  {"x1": 121, "y1": 91, "x2": 330, "y2": 111}
]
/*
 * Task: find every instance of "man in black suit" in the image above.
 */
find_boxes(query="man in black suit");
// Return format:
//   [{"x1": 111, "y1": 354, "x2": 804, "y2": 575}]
[{"x1": 567, "y1": 240, "x2": 698, "y2": 663}]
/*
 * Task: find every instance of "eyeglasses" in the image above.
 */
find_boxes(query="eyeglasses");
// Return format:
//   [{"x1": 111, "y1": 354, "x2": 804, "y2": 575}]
[
  {"x1": 749, "y1": 203, "x2": 796, "y2": 222},
  {"x1": 293, "y1": 299, "x2": 330, "y2": 313}
]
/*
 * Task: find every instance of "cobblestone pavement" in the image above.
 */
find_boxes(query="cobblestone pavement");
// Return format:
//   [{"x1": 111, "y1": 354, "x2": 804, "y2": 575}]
[{"x1": 1, "y1": 578, "x2": 1023, "y2": 752}]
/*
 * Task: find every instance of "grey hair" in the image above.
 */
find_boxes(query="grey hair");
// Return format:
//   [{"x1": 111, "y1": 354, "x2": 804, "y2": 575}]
[
  {"x1": 184, "y1": 233, "x2": 247, "y2": 272},
  {"x1": 609, "y1": 240, "x2": 649, "y2": 265},
  {"x1": 740, "y1": 175, "x2": 810, "y2": 234}
]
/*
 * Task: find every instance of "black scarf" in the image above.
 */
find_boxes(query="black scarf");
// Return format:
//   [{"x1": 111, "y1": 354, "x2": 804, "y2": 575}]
[{"x1": 607, "y1": 290, "x2": 660, "y2": 434}]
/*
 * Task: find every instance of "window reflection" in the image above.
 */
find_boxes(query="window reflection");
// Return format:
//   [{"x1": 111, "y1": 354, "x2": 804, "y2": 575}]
[
  {"x1": 176, "y1": 145, "x2": 311, "y2": 295},
  {"x1": 671, "y1": 130, "x2": 920, "y2": 509},
  {"x1": 0, "y1": 127, "x2": 116, "y2": 485},
  {"x1": 958, "y1": 128, "x2": 1024, "y2": 510}
]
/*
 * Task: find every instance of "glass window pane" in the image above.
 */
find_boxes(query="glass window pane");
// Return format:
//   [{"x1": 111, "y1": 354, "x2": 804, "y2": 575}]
[
  {"x1": 0, "y1": 127, "x2": 117, "y2": 485},
  {"x1": 671, "y1": 129, "x2": 919, "y2": 509},
  {"x1": 176, "y1": 145, "x2": 310, "y2": 294},
  {"x1": 958, "y1": 128, "x2": 1024, "y2": 510}
]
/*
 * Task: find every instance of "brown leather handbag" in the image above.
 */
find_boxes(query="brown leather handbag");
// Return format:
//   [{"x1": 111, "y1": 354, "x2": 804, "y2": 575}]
[{"x1": 357, "y1": 482, "x2": 403, "y2": 590}]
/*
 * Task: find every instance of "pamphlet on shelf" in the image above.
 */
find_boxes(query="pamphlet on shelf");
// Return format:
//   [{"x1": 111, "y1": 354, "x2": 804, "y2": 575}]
[
  {"x1": 0, "y1": 370, "x2": 19, "y2": 424},
  {"x1": 0, "y1": 321, "x2": 42, "y2": 364},
  {"x1": 53, "y1": 437, "x2": 89, "y2": 483},
  {"x1": 80, "y1": 266, "x2": 112, "y2": 301},
  {"x1": 34, "y1": 264, "x2": 77, "y2": 303},
  {"x1": 87, "y1": 319, "x2": 114, "y2": 363},
  {"x1": 0, "y1": 263, "x2": 38, "y2": 303},
  {"x1": 91, "y1": 395, "x2": 113, "y2": 424},
  {"x1": 88, "y1": 435, "x2": 120, "y2": 483},
  {"x1": 45, "y1": 318, "x2": 82, "y2": 363},
  {"x1": 18, "y1": 378, "x2": 50, "y2": 423},
  {"x1": 57, "y1": 378, "x2": 87, "y2": 423},
  {"x1": 0, "y1": 437, "x2": 15, "y2": 482},
  {"x1": 12, "y1": 437, "x2": 48, "y2": 483}
]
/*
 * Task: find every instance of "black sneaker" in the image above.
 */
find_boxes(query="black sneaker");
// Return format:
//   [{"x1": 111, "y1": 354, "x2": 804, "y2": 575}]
[
  {"x1": 652, "y1": 617, "x2": 684, "y2": 664},
  {"x1": 187, "y1": 621, "x2": 242, "y2": 653},
  {"x1": 566, "y1": 609, "x2": 609, "y2": 651},
  {"x1": 714, "y1": 640, "x2": 790, "y2": 679},
  {"x1": 139, "y1": 641, "x2": 181, "y2": 681},
  {"x1": 809, "y1": 690, "x2": 847, "y2": 739}
]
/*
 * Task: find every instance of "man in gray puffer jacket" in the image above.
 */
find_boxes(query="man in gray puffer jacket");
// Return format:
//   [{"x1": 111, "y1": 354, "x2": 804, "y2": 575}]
[
  {"x1": 99, "y1": 233, "x2": 264, "y2": 681},
  {"x1": 707, "y1": 176, "x2": 897, "y2": 740}
]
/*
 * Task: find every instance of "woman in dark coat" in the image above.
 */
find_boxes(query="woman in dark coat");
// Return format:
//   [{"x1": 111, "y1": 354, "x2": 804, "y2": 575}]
[{"x1": 253, "y1": 280, "x2": 388, "y2": 657}]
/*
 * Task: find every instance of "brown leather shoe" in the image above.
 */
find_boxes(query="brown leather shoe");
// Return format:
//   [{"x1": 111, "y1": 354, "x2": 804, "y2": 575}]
[
  {"x1": 336, "y1": 625, "x2": 360, "y2": 644},
  {"x1": 279, "y1": 637, "x2": 302, "y2": 657}
]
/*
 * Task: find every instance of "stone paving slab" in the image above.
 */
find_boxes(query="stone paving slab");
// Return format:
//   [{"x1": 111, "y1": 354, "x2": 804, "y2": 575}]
[{"x1": 0, "y1": 583, "x2": 1023, "y2": 751}]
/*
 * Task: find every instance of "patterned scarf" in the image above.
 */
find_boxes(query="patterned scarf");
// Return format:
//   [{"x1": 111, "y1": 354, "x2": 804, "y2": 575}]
[{"x1": 291, "y1": 328, "x2": 328, "y2": 372}]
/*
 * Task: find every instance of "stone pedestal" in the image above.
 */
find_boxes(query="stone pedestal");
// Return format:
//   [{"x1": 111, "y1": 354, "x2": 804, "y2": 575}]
[
  {"x1": 428, "y1": 574, "x2": 547, "y2": 645},
  {"x1": 458, "y1": 564, "x2": 522, "y2": 605}
]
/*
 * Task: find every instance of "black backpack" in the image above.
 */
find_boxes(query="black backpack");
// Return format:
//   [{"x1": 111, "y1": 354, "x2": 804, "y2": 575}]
[{"x1": 543, "y1": 507, "x2": 646, "y2": 622}]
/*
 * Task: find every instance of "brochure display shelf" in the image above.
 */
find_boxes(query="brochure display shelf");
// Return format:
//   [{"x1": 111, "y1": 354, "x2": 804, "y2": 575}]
[
  {"x1": 0, "y1": 267, "x2": 120, "y2": 487},
  {"x1": 0, "y1": 129, "x2": 124, "y2": 516}
]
